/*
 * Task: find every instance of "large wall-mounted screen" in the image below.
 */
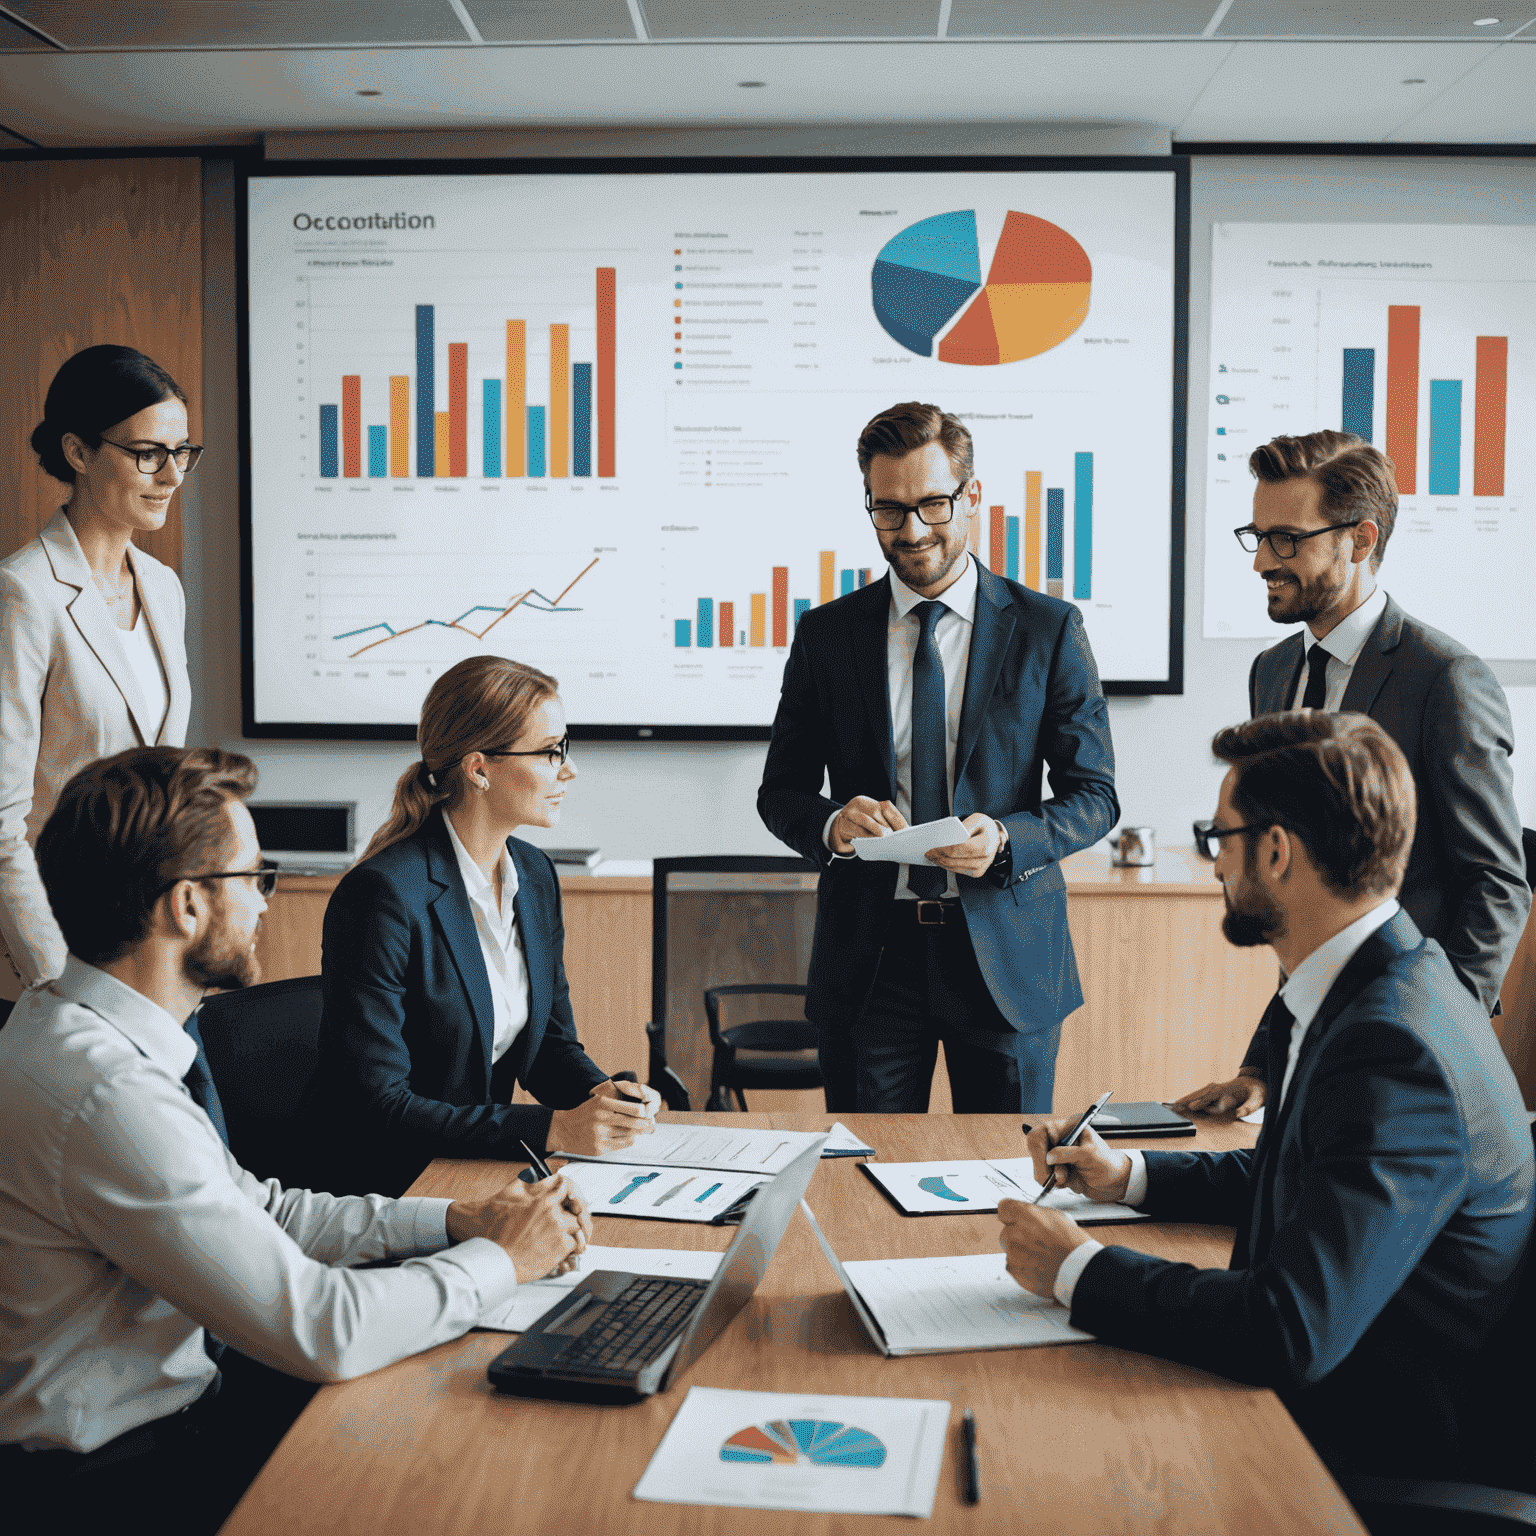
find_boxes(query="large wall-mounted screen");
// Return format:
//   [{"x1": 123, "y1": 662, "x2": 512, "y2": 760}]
[{"x1": 240, "y1": 159, "x2": 1187, "y2": 740}]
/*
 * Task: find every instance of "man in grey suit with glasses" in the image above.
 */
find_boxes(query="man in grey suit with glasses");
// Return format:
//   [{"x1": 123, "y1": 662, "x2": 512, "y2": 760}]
[{"x1": 1176, "y1": 430, "x2": 1528, "y2": 1120}]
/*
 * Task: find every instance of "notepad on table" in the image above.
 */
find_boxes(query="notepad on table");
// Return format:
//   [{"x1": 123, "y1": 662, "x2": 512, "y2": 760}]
[{"x1": 554, "y1": 1122, "x2": 826, "y2": 1176}]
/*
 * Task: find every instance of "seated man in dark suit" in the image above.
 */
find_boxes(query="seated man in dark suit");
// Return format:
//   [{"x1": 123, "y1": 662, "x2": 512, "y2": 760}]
[{"x1": 998, "y1": 711, "x2": 1533, "y2": 1481}]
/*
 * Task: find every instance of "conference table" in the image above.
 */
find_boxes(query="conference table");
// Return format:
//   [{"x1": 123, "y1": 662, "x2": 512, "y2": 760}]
[{"x1": 219, "y1": 1113, "x2": 1367, "y2": 1536}]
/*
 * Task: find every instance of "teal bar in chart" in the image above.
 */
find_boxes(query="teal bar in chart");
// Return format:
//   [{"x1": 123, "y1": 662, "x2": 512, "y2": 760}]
[
  {"x1": 1342, "y1": 349, "x2": 1374, "y2": 442},
  {"x1": 527, "y1": 406, "x2": 546, "y2": 478},
  {"x1": 697, "y1": 597, "x2": 714, "y2": 649},
  {"x1": 482, "y1": 380, "x2": 501, "y2": 477},
  {"x1": 1428, "y1": 380, "x2": 1462, "y2": 495},
  {"x1": 318, "y1": 405, "x2": 338, "y2": 478},
  {"x1": 1046, "y1": 488, "x2": 1065, "y2": 582},
  {"x1": 841, "y1": 569, "x2": 855, "y2": 595},
  {"x1": 1073, "y1": 452, "x2": 1093, "y2": 601},
  {"x1": 793, "y1": 598, "x2": 810, "y2": 627},
  {"x1": 367, "y1": 425, "x2": 386, "y2": 478},
  {"x1": 674, "y1": 619, "x2": 691, "y2": 647},
  {"x1": 1005, "y1": 516, "x2": 1019, "y2": 582}
]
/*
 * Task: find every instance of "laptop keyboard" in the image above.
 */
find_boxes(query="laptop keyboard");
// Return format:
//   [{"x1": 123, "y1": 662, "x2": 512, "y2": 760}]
[{"x1": 555, "y1": 1277, "x2": 709, "y2": 1374}]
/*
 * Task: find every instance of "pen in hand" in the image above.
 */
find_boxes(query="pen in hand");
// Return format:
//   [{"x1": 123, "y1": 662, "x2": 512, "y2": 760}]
[
  {"x1": 1032, "y1": 1090, "x2": 1115, "y2": 1204},
  {"x1": 518, "y1": 1139, "x2": 584, "y2": 1276}
]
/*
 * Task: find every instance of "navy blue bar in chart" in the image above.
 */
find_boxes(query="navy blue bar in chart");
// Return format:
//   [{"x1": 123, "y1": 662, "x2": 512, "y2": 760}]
[
  {"x1": 1429, "y1": 380, "x2": 1462, "y2": 495},
  {"x1": 1342, "y1": 348, "x2": 1375, "y2": 442},
  {"x1": 319, "y1": 405, "x2": 339, "y2": 478},
  {"x1": 527, "y1": 406, "x2": 547, "y2": 477},
  {"x1": 367, "y1": 425, "x2": 386, "y2": 478},
  {"x1": 674, "y1": 619, "x2": 692, "y2": 647},
  {"x1": 1046, "y1": 486, "x2": 1065, "y2": 590},
  {"x1": 1074, "y1": 452, "x2": 1093, "y2": 601},
  {"x1": 414, "y1": 305, "x2": 434, "y2": 478},
  {"x1": 697, "y1": 597, "x2": 714, "y2": 648},
  {"x1": 483, "y1": 380, "x2": 501, "y2": 477},
  {"x1": 573, "y1": 363, "x2": 592, "y2": 477}
]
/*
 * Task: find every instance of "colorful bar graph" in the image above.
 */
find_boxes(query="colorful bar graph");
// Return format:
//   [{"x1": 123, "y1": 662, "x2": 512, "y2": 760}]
[
  {"x1": 1074, "y1": 452, "x2": 1093, "y2": 601},
  {"x1": 1046, "y1": 487, "x2": 1065, "y2": 599},
  {"x1": 448, "y1": 343, "x2": 468, "y2": 478},
  {"x1": 794, "y1": 598, "x2": 810, "y2": 628},
  {"x1": 483, "y1": 380, "x2": 501, "y2": 477},
  {"x1": 1428, "y1": 380, "x2": 1462, "y2": 496},
  {"x1": 1475, "y1": 336, "x2": 1507, "y2": 497},
  {"x1": 1024, "y1": 471, "x2": 1042, "y2": 590},
  {"x1": 820, "y1": 551, "x2": 835, "y2": 605},
  {"x1": 597, "y1": 267, "x2": 616, "y2": 477},
  {"x1": 772, "y1": 567, "x2": 788, "y2": 647},
  {"x1": 434, "y1": 413, "x2": 450, "y2": 478},
  {"x1": 527, "y1": 407, "x2": 546, "y2": 478},
  {"x1": 415, "y1": 305, "x2": 434, "y2": 478},
  {"x1": 750, "y1": 593, "x2": 766, "y2": 647},
  {"x1": 318, "y1": 404, "x2": 338, "y2": 478},
  {"x1": 989, "y1": 505, "x2": 1005, "y2": 575},
  {"x1": 1005, "y1": 516, "x2": 1020, "y2": 582},
  {"x1": 675, "y1": 620, "x2": 691, "y2": 647},
  {"x1": 573, "y1": 363, "x2": 592, "y2": 478},
  {"x1": 550, "y1": 324, "x2": 570, "y2": 478},
  {"x1": 389, "y1": 376, "x2": 409, "y2": 477},
  {"x1": 341, "y1": 375, "x2": 361, "y2": 478},
  {"x1": 368, "y1": 425, "x2": 386, "y2": 478},
  {"x1": 697, "y1": 597, "x2": 714, "y2": 649},
  {"x1": 841, "y1": 569, "x2": 854, "y2": 595},
  {"x1": 1341, "y1": 348, "x2": 1375, "y2": 442},
  {"x1": 720, "y1": 600, "x2": 734, "y2": 646},
  {"x1": 506, "y1": 321, "x2": 526, "y2": 478},
  {"x1": 1386, "y1": 306, "x2": 1420, "y2": 495}
]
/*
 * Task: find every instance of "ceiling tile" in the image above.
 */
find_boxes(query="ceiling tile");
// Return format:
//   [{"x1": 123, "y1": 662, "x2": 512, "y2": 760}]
[
  {"x1": 5, "y1": 1, "x2": 469, "y2": 49},
  {"x1": 1215, "y1": 0, "x2": 1536, "y2": 39},
  {"x1": 1385, "y1": 42, "x2": 1536, "y2": 136},
  {"x1": 642, "y1": 0, "x2": 940, "y2": 39},
  {"x1": 949, "y1": 1, "x2": 1220, "y2": 38},
  {"x1": 463, "y1": 1, "x2": 637, "y2": 42},
  {"x1": 1177, "y1": 39, "x2": 1497, "y2": 138}
]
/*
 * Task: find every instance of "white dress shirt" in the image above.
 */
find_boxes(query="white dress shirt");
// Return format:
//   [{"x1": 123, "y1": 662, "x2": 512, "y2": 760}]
[
  {"x1": 822, "y1": 554, "x2": 979, "y2": 899},
  {"x1": 0, "y1": 958, "x2": 517, "y2": 1453},
  {"x1": 442, "y1": 812, "x2": 531, "y2": 1064},
  {"x1": 1289, "y1": 584, "x2": 1388, "y2": 711},
  {"x1": 119, "y1": 610, "x2": 170, "y2": 744},
  {"x1": 1050, "y1": 896, "x2": 1402, "y2": 1310}
]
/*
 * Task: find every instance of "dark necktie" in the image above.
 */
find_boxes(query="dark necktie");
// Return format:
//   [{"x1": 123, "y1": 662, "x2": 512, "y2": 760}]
[
  {"x1": 1300, "y1": 644, "x2": 1331, "y2": 711},
  {"x1": 182, "y1": 1014, "x2": 231, "y2": 1149},
  {"x1": 908, "y1": 601, "x2": 948, "y2": 900}
]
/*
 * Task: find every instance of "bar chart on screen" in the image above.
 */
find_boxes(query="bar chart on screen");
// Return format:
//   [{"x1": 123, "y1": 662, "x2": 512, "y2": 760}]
[{"x1": 1205, "y1": 224, "x2": 1535, "y2": 655}]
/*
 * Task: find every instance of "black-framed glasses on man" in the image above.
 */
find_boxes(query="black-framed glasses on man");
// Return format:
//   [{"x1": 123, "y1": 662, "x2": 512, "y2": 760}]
[
  {"x1": 484, "y1": 734, "x2": 571, "y2": 770},
  {"x1": 153, "y1": 861, "x2": 280, "y2": 900},
  {"x1": 1191, "y1": 820, "x2": 1272, "y2": 861},
  {"x1": 1232, "y1": 521, "x2": 1360, "y2": 559},
  {"x1": 99, "y1": 439, "x2": 205, "y2": 475},
  {"x1": 865, "y1": 480, "x2": 969, "y2": 531}
]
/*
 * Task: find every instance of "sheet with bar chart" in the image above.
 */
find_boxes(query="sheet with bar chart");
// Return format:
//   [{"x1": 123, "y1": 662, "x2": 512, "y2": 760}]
[
  {"x1": 244, "y1": 167, "x2": 1179, "y2": 735},
  {"x1": 1204, "y1": 223, "x2": 1534, "y2": 655}
]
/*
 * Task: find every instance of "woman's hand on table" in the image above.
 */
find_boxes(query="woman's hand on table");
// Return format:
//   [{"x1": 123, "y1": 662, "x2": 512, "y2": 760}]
[{"x1": 546, "y1": 1078, "x2": 660, "y2": 1157}]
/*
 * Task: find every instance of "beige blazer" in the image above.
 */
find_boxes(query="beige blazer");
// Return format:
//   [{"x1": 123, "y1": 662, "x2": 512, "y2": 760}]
[{"x1": 0, "y1": 510, "x2": 190, "y2": 993}]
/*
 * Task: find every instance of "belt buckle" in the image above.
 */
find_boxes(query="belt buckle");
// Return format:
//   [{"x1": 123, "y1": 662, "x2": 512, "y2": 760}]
[{"x1": 916, "y1": 900, "x2": 946, "y2": 926}]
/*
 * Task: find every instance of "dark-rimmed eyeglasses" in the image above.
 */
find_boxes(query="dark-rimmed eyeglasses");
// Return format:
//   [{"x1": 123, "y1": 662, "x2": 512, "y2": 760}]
[
  {"x1": 484, "y1": 734, "x2": 571, "y2": 770},
  {"x1": 153, "y1": 861, "x2": 279, "y2": 900},
  {"x1": 866, "y1": 479, "x2": 969, "y2": 532},
  {"x1": 1232, "y1": 521, "x2": 1359, "y2": 559},
  {"x1": 100, "y1": 439, "x2": 205, "y2": 475},
  {"x1": 1191, "y1": 819, "x2": 1272, "y2": 861}
]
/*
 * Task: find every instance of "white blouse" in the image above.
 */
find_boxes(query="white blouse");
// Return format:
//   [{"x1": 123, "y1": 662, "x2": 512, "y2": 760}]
[{"x1": 120, "y1": 609, "x2": 169, "y2": 743}]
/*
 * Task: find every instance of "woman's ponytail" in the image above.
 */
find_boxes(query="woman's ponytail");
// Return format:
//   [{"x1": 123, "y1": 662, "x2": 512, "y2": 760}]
[{"x1": 356, "y1": 758, "x2": 450, "y2": 865}]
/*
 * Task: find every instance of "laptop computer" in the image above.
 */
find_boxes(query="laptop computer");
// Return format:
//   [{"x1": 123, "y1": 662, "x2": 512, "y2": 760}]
[{"x1": 487, "y1": 1135, "x2": 826, "y2": 1404}]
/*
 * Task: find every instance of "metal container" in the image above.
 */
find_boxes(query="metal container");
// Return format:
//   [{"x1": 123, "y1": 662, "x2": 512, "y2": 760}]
[{"x1": 1110, "y1": 826, "x2": 1157, "y2": 867}]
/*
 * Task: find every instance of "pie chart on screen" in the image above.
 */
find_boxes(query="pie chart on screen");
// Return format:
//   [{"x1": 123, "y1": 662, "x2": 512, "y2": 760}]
[{"x1": 871, "y1": 209, "x2": 1092, "y2": 364}]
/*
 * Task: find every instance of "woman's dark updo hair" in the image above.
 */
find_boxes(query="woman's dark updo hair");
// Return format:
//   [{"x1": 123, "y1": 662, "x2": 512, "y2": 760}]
[{"x1": 30, "y1": 345, "x2": 188, "y2": 485}]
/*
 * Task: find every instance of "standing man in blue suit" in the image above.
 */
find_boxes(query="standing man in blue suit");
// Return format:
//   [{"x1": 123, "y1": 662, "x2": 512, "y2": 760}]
[
  {"x1": 758, "y1": 402, "x2": 1118, "y2": 1114},
  {"x1": 999, "y1": 712, "x2": 1533, "y2": 1481}
]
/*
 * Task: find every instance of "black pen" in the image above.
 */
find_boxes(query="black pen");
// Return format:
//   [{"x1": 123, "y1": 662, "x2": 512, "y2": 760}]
[
  {"x1": 1032, "y1": 1090, "x2": 1114, "y2": 1204},
  {"x1": 518, "y1": 1139, "x2": 554, "y2": 1181},
  {"x1": 961, "y1": 1408, "x2": 981, "y2": 1504}
]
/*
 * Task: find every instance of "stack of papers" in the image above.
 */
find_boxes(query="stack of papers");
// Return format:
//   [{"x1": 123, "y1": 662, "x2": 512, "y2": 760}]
[
  {"x1": 634, "y1": 1386, "x2": 950, "y2": 1517},
  {"x1": 860, "y1": 1158, "x2": 1147, "y2": 1221},
  {"x1": 849, "y1": 815, "x2": 970, "y2": 864},
  {"x1": 479, "y1": 1245, "x2": 722, "y2": 1333},
  {"x1": 556, "y1": 1122, "x2": 827, "y2": 1176}
]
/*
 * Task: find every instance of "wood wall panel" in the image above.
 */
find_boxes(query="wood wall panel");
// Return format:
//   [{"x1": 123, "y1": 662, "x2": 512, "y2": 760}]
[{"x1": 0, "y1": 157, "x2": 201, "y2": 571}]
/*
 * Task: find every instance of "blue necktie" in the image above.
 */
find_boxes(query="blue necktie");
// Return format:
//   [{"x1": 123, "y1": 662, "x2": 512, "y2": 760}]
[
  {"x1": 183, "y1": 1014, "x2": 231, "y2": 1149},
  {"x1": 908, "y1": 601, "x2": 948, "y2": 900}
]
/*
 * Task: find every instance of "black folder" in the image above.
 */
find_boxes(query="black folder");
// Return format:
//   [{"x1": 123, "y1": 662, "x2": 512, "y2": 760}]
[{"x1": 1086, "y1": 1102, "x2": 1196, "y2": 1138}]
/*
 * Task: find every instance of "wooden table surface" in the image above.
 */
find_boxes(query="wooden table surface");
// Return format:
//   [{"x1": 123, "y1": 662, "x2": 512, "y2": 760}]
[{"x1": 219, "y1": 1113, "x2": 1365, "y2": 1536}]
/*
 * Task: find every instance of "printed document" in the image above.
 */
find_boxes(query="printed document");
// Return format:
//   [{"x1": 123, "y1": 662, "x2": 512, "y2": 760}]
[
  {"x1": 479, "y1": 1245, "x2": 723, "y2": 1333},
  {"x1": 862, "y1": 1157, "x2": 1148, "y2": 1221},
  {"x1": 849, "y1": 815, "x2": 970, "y2": 864},
  {"x1": 563, "y1": 1160, "x2": 768, "y2": 1222},
  {"x1": 556, "y1": 1122, "x2": 826, "y2": 1176}
]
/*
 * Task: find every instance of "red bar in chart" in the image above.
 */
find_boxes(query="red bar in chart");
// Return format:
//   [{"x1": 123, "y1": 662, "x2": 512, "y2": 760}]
[
  {"x1": 989, "y1": 505, "x2": 1006, "y2": 575},
  {"x1": 719, "y1": 600, "x2": 734, "y2": 647},
  {"x1": 597, "y1": 267, "x2": 616, "y2": 477},
  {"x1": 1474, "y1": 335, "x2": 1508, "y2": 497},
  {"x1": 1386, "y1": 306, "x2": 1420, "y2": 495},
  {"x1": 448, "y1": 342, "x2": 468, "y2": 478},
  {"x1": 772, "y1": 566, "x2": 788, "y2": 648},
  {"x1": 341, "y1": 375, "x2": 361, "y2": 478}
]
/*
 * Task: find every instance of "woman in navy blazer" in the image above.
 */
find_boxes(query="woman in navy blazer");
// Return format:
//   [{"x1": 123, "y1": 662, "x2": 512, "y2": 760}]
[{"x1": 316, "y1": 655, "x2": 659, "y2": 1196}]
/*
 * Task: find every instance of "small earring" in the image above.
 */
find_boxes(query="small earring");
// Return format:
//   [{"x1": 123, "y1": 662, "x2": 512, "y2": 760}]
[{"x1": 478, "y1": 778, "x2": 489, "y2": 792}]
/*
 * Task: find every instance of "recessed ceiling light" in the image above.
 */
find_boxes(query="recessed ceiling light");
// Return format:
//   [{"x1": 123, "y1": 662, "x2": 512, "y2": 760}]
[
  {"x1": 1401, "y1": 77, "x2": 1426, "y2": 84},
  {"x1": 737, "y1": 80, "x2": 767, "y2": 88},
  {"x1": 1472, "y1": 17, "x2": 1500, "y2": 24},
  {"x1": 357, "y1": 88, "x2": 382, "y2": 96}
]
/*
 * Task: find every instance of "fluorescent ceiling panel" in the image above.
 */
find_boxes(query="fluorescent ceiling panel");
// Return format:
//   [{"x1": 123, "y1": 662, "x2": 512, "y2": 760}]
[
  {"x1": 463, "y1": 1, "x2": 638, "y2": 42},
  {"x1": 641, "y1": 0, "x2": 942, "y2": 39},
  {"x1": 949, "y1": 1, "x2": 1221, "y2": 37},
  {"x1": 1216, "y1": 0, "x2": 1536, "y2": 38}
]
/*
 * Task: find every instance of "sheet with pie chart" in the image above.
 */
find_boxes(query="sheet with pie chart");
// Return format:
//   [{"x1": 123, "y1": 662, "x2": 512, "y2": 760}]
[{"x1": 860, "y1": 1157, "x2": 1148, "y2": 1220}]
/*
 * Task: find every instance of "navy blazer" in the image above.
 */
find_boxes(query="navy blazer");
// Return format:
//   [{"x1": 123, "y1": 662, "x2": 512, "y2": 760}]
[
  {"x1": 1248, "y1": 595, "x2": 1528, "y2": 1016},
  {"x1": 315, "y1": 811, "x2": 609, "y2": 1192},
  {"x1": 1071, "y1": 911, "x2": 1534, "y2": 1479},
  {"x1": 757, "y1": 564, "x2": 1118, "y2": 1034}
]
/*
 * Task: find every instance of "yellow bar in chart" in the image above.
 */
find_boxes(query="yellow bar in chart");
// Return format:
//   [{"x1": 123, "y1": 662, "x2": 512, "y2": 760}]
[
  {"x1": 749, "y1": 593, "x2": 767, "y2": 647},
  {"x1": 549, "y1": 323, "x2": 569, "y2": 478},
  {"x1": 1024, "y1": 471, "x2": 1042, "y2": 591},
  {"x1": 435, "y1": 413, "x2": 451, "y2": 478},
  {"x1": 389, "y1": 376, "x2": 409, "y2": 477},
  {"x1": 820, "y1": 551, "x2": 835, "y2": 605},
  {"x1": 506, "y1": 321, "x2": 526, "y2": 478}
]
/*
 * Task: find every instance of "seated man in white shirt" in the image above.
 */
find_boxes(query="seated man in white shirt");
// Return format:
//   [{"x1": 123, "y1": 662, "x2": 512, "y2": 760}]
[
  {"x1": 0, "y1": 744, "x2": 591, "y2": 1534},
  {"x1": 996, "y1": 711, "x2": 1532, "y2": 1482}
]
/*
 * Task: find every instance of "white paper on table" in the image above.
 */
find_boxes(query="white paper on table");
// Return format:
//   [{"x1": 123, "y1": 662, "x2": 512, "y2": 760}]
[
  {"x1": 554, "y1": 1123, "x2": 825, "y2": 1176},
  {"x1": 562, "y1": 1161, "x2": 768, "y2": 1222},
  {"x1": 633, "y1": 1385, "x2": 950, "y2": 1517},
  {"x1": 819, "y1": 1121, "x2": 877, "y2": 1158},
  {"x1": 478, "y1": 1245, "x2": 723, "y2": 1333},
  {"x1": 862, "y1": 1158, "x2": 1148, "y2": 1222},
  {"x1": 1240, "y1": 1106, "x2": 1265, "y2": 1124},
  {"x1": 841, "y1": 1252, "x2": 1095, "y2": 1354},
  {"x1": 848, "y1": 815, "x2": 970, "y2": 864}
]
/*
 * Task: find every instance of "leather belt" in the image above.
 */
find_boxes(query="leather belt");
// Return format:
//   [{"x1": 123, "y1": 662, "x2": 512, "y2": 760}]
[{"x1": 892, "y1": 898, "x2": 962, "y2": 927}]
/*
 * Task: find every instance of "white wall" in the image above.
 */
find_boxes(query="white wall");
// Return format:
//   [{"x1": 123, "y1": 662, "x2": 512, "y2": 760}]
[{"x1": 184, "y1": 146, "x2": 1536, "y2": 861}]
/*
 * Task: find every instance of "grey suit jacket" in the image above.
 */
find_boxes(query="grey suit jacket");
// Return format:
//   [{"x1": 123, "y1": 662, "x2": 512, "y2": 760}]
[
  {"x1": 1246, "y1": 593, "x2": 1528, "y2": 1029},
  {"x1": 0, "y1": 511, "x2": 190, "y2": 990}
]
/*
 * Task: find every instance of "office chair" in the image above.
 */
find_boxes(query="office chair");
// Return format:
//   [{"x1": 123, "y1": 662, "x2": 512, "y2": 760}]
[
  {"x1": 0, "y1": 997, "x2": 12, "y2": 1032},
  {"x1": 646, "y1": 855, "x2": 820, "y2": 1112},
  {"x1": 703, "y1": 983, "x2": 821, "y2": 1111}
]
